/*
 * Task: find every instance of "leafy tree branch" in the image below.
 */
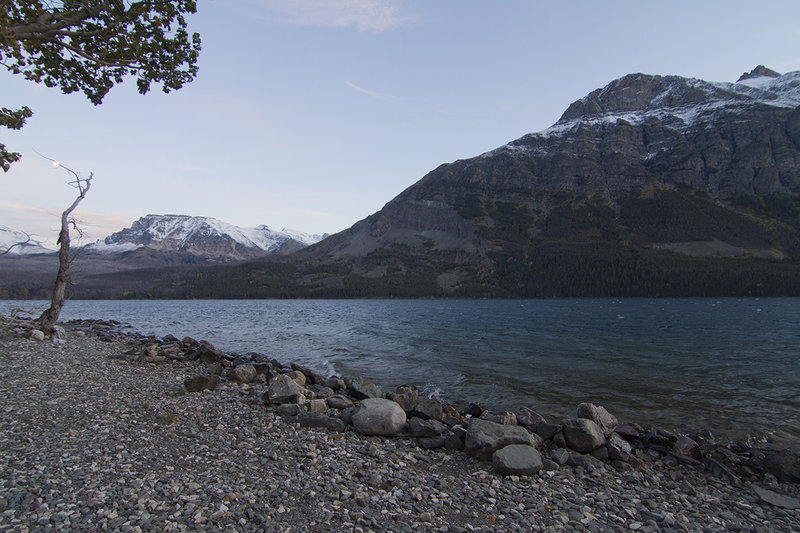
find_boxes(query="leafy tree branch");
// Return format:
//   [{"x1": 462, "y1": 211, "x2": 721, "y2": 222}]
[{"x1": 1, "y1": 1, "x2": 201, "y2": 170}]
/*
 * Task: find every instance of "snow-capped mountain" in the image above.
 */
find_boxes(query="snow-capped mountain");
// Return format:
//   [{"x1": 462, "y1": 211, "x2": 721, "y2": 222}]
[
  {"x1": 0, "y1": 226, "x2": 52, "y2": 255},
  {"x1": 86, "y1": 215, "x2": 326, "y2": 261}
]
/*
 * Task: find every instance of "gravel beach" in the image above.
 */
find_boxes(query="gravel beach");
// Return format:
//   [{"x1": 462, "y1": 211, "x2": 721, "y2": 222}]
[{"x1": 1, "y1": 318, "x2": 798, "y2": 532}]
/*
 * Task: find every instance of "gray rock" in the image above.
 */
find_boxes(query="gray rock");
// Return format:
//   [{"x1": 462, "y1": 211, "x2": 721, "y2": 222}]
[
  {"x1": 516, "y1": 407, "x2": 546, "y2": 431},
  {"x1": 480, "y1": 410, "x2": 517, "y2": 425},
  {"x1": 752, "y1": 485, "x2": 800, "y2": 509},
  {"x1": 567, "y1": 453, "x2": 605, "y2": 469},
  {"x1": 409, "y1": 396, "x2": 443, "y2": 421},
  {"x1": 266, "y1": 374, "x2": 306, "y2": 404},
  {"x1": 551, "y1": 448, "x2": 570, "y2": 465},
  {"x1": 542, "y1": 457, "x2": 560, "y2": 471},
  {"x1": 184, "y1": 374, "x2": 219, "y2": 392},
  {"x1": 534, "y1": 421, "x2": 562, "y2": 441},
  {"x1": 576, "y1": 402, "x2": 618, "y2": 437},
  {"x1": 296, "y1": 413, "x2": 346, "y2": 433},
  {"x1": 492, "y1": 445, "x2": 543, "y2": 476},
  {"x1": 760, "y1": 449, "x2": 800, "y2": 482},
  {"x1": 306, "y1": 399, "x2": 327, "y2": 414},
  {"x1": 672, "y1": 435, "x2": 702, "y2": 461},
  {"x1": 351, "y1": 398, "x2": 406, "y2": 436},
  {"x1": 197, "y1": 344, "x2": 222, "y2": 364},
  {"x1": 607, "y1": 432, "x2": 632, "y2": 461},
  {"x1": 276, "y1": 403, "x2": 302, "y2": 417},
  {"x1": 349, "y1": 377, "x2": 383, "y2": 400},
  {"x1": 445, "y1": 432, "x2": 465, "y2": 451},
  {"x1": 387, "y1": 384, "x2": 419, "y2": 412},
  {"x1": 408, "y1": 417, "x2": 448, "y2": 438},
  {"x1": 310, "y1": 385, "x2": 334, "y2": 400},
  {"x1": 562, "y1": 418, "x2": 606, "y2": 453},
  {"x1": 614, "y1": 423, "x2": 641, "y2": 440},
  {"x1": 417, "y1": 436, "x2": 447, "y2": 449},
  {"x1": 285, "y1": 370, "x2": 306, "y2": 387},
  {"x1": 228, "y1": 364, "x2": 257, "y2": 383},
  {"x1": 326, "y1": 394, "x2": 354, "y2": 410},
  {"x1": 465, "y1": 418, "x2": 538, "y2": 461},
  {"x1": 324, "y1": 376, "x2": 346, "y2": 391}
]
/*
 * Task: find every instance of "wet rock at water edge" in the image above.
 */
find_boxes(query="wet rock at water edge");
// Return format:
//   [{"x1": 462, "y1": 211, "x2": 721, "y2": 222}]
[
  {"x1": 351, "y1": 398, "x2": 407, "y2": 436},
  {"x1": 480, "y1": 410, "x2": 517, "y2": 425},
  {"x1": 576, "y1": 402, "x2": 618, "y2": 437},
  {"x1": 492, "y1": 445, "x2": 543, "y2": 476},
  {"x1": 672, "y1": 435, "x2": 702, "y2": 462},
  {"x1": 387, "y1": 383, "x2": 419, "y2": 412},
  {"x1": 607, "y1": 432, "x2": 632, "y2": 461},
  {"x1": 184, "y1": 374, "x2": 220, "y2": 392},
  {"x1": 465, "y1": 418, "x2": 539, "y2": 461},
  {"x1": 409, "y1": 395, "x2": 444, "y2": 421},
  {"x1": 562, "y1": 418, "x2": 606, "y2": 453},
  {"x1": 349, "y1": 377, "x2": 383, "y2": 400},
  {"x1": 516, "y1": 406, "x2": 546, "y2": 432}
]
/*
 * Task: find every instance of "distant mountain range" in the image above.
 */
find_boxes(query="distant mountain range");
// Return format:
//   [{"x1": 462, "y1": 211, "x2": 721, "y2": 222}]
[
  {"x1": 3, "y1": 66, "x2": 800, "y2": 299},
  {"x1": 0, "y1": 216, "x2": 325, "y2": 298},
  {"x1": 86, "y1": 214, "x2": 325, "y2": 260}
]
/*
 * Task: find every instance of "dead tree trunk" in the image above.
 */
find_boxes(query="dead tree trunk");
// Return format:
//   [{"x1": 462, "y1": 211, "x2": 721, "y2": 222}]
[{"x1": 37, "y1": 164, "x2": 92, "y2": 335}]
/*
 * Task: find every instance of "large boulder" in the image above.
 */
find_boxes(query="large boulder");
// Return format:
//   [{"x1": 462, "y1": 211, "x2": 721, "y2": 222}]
[
  {"x1": 465, "y1": 418, "x2": 538, "y2": 461},
  {"x1": 576, "y1": 403, "x2": 618, "y2": 437},
  {"x1": 351, "y1": 398, "x2": 407, "y2": 436},
  {"x1": 562, "y1": 418, "x2": 606, "y2": 453},
  {"x1": 265, "y1": 374, "x2": 306, "y2": 404},
  {"x1": 492, "y1": 445, "x2": 543, "y2": 476}
]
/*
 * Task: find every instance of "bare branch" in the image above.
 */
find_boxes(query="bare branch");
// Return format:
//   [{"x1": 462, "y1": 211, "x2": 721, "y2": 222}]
[{"x1": 0, "y1": 231, "x2": 31, "y2": 257}]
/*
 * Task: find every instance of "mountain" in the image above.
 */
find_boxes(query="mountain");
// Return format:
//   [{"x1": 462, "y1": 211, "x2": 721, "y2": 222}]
[
  {"x1": 85, "y1": 214, "x2": 325, "y2": 261},
  {"x1": 0, "y1": 215, "x2": 326, "y2": 299},
  {"x1": 0, "y1": 227, "x2": 52, "y2": 255},
  {"x1": 138, "y1": 65, "x2": 799, "y2": 299}
]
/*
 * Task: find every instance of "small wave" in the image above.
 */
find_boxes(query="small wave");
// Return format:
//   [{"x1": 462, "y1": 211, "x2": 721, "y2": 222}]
[{"x1": 321, "y1": 358, "x2": 339, "y2": 379}]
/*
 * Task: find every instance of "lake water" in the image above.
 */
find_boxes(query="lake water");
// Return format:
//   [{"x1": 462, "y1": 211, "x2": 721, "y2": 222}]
[{"x1": 2, "y1": 298, "x2": 798, "y2": 446}]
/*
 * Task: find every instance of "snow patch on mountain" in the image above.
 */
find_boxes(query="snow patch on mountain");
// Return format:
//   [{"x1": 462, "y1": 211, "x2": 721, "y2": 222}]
[
  {"x1": 86, "y1": 215, "x2": 325, "y2": 256},
  {"x1": 482, "y1": 69, "x2": 800, "y2": 159},
  {"x1": 0, "y1": 226, "x2": 53, "y2": 255}
]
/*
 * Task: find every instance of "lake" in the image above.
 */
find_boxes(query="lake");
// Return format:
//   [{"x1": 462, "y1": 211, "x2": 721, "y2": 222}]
[{"x1": 2, "y1": 298, "x2": 798, "y2": 446}]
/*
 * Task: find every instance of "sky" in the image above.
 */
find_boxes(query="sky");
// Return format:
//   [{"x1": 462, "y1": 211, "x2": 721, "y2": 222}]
[{"x1": 3, "y1": 1, "x2": 800, "y2": 248}]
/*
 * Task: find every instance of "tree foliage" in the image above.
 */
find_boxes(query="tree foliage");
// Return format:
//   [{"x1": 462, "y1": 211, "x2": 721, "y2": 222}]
[{"x1": 1, "y1": 0, "x2": 201, "y2": 170}]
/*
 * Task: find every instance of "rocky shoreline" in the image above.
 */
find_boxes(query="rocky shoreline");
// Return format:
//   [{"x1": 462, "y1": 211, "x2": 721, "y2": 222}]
[{"x1": 1, "y1": 316, "x2": 798, "y2": 532}]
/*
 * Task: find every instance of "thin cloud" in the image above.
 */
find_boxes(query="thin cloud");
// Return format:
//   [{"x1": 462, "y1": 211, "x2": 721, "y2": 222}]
[
  {"x1": 345, "y1": 80, "x2": 402, "y2": 101},
  {"x1": 256, "y1": 0, "x2": 415, "y2": 32},
  {"x1": 346, "y1": 80, "x2": 461, "y2": 117}
]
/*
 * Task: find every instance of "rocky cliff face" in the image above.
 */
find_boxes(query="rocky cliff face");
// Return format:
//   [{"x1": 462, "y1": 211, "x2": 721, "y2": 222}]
[
  {"x1": 406, "y1": 67, "x2": 800, "y2": 211},
  {"x1": 288, "y1": 66, "x2": 800, "y2": 297}
]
